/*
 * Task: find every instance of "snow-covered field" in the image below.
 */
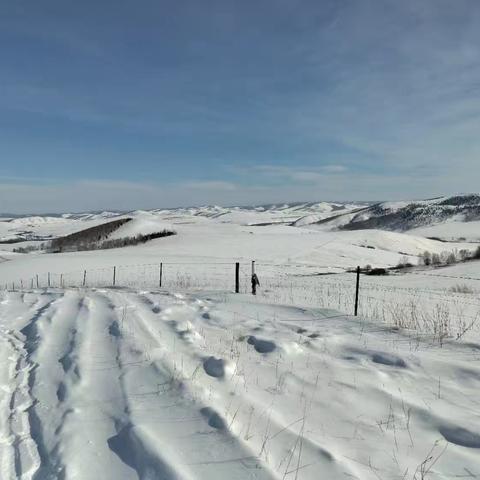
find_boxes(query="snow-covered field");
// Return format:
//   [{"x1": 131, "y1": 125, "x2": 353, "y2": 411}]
[
  {"x1": 1, "y1": 288, "x2": 479, "y2": 480},
  {"x1": 409, "y1": 220, "x2": 480, "y2": 242},
  {"x1": 1, "y1": 202, "x2": 480, "y2": 478},
  {"x1": 1, "y1": 207, "x2": 479, "y2": 339}
]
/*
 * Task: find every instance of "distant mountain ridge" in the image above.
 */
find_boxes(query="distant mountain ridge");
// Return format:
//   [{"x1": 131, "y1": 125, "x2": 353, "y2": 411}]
[
  {"x1": 1, "y1": 195, "x2": 479, "y2": 245},
  {"x1": 314, "y1": 194, "x2": 480, "y2": 232},
  {"x1": 0, "y1": 201, "x2": 366, "y2": 221}
]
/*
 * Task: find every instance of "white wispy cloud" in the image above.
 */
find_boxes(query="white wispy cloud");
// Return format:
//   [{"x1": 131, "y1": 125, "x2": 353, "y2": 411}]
[
  {"x1": 254, "y1": 164, "x2": 348, "y2": 183},
  {"x1": 180, "y1": 181, "x2": 237, "y2": 191},
  {"x1": 0, "y1": 168, "x2": 467, "y2": 214}
]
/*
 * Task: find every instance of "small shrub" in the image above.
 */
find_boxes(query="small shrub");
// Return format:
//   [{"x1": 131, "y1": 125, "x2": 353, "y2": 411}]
[
  {"x1": 395, "y1": 256, "x2": 413, "y2": 269},
  {"x1": 366, "y1": 268, "x2": 388, "y2": 276},
  {"x1": 13, "y1": 244, "x2": 43, "y2": 254},
  {"x1": 422, "y1": 251, "x2": 432, "y2": 266},
  {"x1": 445, "y1": 252, "x2": 457, "y2": 265},
  {"x1": 450, "y1": 284, "x2": 474, "y2": 294}
]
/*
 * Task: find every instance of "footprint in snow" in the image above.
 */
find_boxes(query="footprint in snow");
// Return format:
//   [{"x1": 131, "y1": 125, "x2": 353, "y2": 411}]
[
  {"x1": 371, "y1": 352, "x2": 407, "y2": 368},
  {"x1": 343, "y1": 349, "x2": 407, "y2": 368},
  {"x1": 200, "y1": 407, "x2": 226, "y2": 430},
  {"x1": 247, "y1": 336, "x2": 276, "y2": 354},
  {"x1": 203, "y1": 356, "x2": 225, "y2": 378},
  {"x1": 109, "y1": 321, "x2": 121, "y2": 338},
  {"x1": 56, "y1": 382, "x2": 67, "y2": 402}
]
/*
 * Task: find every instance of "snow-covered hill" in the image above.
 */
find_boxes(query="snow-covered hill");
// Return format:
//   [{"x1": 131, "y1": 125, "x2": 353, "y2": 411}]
[
  {"x1": 0, "y1": 202, "x2": 364, "y2": 244},
  {"x1": 1, "y1": 195, "x2": 479, "y2": 263},
  {"x1": 313, "y1": 194, "x2": 480, "y2": 234},
  {"x1": 1, "y1": 195, "x2": 480, "y2": 479},
  {"x1": 2, "y1": 194, "x2": 478, "y2": 245}
]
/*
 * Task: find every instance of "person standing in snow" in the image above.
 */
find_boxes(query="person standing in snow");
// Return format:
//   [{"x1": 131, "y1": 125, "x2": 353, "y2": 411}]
[{"x1": 251, "y1": 272, "x2": 260, "y2": 295}]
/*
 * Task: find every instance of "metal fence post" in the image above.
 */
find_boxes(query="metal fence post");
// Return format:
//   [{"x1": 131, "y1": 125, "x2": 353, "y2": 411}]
[
  {"x1": 354, "y1": 266, "x2": 360, "y2": 316},
  {"x1": 235, "y1": 262, "x2": 240, "y2": 293}
]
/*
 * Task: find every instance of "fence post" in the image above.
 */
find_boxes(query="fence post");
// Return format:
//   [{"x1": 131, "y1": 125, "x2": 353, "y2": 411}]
[
  {"x1": 31, "y1": 278, "x2": 33, "y2": 289},
  {"x1": 354, "y1": 266, "x2": 360, "y2": 316},
  {"x1": 83, "y1": 270, "x2": 87, "y2": 287},
  {"x1": 48, "y1": 272, "x2": 51, "y2": 288},
  {"x1": 159, "y1": 263, "x2": 163, "y2": 288},
  {"x1": 36, "y1": 274, "x2": 39, "y2": 288},
  {"x1": 113, "y1": 266, "x2": 116, "y2": 286},
  {"x1": 60, "y1": 274, "x2": 64, "y2": 288},
  {"x1": 21, "y1": 280, "x2": 23, "y2": 290},
  {"x1": 235, "y1": 262, "x2": 240, "y2": 293}
]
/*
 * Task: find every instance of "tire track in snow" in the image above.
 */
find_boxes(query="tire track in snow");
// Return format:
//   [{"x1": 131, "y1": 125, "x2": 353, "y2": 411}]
[
  {"x1": 22, "y1": 295, "x2": 67, "y2": 480},
  {"x1": 52, "y1": 291, "x2": 135, "y2": 480},
  {"x1": 25, "y1": 291, "x2": 90, "y2": 480},
  {"x1": 0, "y1": 292, "x2": 31, "y2": 476},
  {"x1": 107, "y1": 290, "x2": 279, "y2": 480},
  {"x1": 98, "y1": 291, "x2": 198, "y2": 480},
  {"x1": 0, "y1": 292, "x2": 60, "y2": 480},
  {"x1": 0, "y1": 332, "x2": 39, "y2": 479}
]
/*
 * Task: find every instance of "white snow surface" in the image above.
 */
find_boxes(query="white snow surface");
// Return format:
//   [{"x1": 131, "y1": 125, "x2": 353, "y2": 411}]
[
  {"x1": 0, "y1": 203, "x2": 364, "y2": 244},
  {"x1": 0, "y1": 288, "x2": 479, "y2": 480},
  {"x1": 0, "y1": 215, "x2": 119, "y2": 244},
  {"x1": 108, "y1": 214, "x2": 174, "y2": 240},
  {"x1": 1, "y1": 204, "x2": 480, "y2": 478},
  {"x1": 409, "y1": 220, "x2": 480, "y2": 242}
]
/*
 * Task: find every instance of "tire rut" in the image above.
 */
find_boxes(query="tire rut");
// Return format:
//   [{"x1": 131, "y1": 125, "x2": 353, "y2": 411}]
[
  {"x1": 106, "y1": 290, "x2": 278, "y2": 480},
  {"x1": 0, "y1": 293, "x2": 60, "y2": 480}
]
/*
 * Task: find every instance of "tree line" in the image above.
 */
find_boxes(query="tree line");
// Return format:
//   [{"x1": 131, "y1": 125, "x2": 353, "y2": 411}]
[
  {"x1": 420, "y1": 246, "x2": 480, "y2": 266},
  {"x1": 13, "y1": 217, "x2": 177, "y2": 253},
  {"x1": 50, "y1": 218, "x2": 132, "y2": 252}
]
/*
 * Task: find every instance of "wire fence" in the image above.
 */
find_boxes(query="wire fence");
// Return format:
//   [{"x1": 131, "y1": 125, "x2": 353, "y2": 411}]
[
  {"x1": 7, "y1": 262, "x2": 251, "y2": 293},
  {"x1": 3, "y1": 260, "x2": 480, "y2": 342}
]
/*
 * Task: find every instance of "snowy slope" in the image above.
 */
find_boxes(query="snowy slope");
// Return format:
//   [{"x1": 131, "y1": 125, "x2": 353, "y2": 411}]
[
  {"x1": 314, "y1": 194, "x2": 480, "y2": 232},
  {"x1": 0, "y1": 288, "x2": 479, "y2": 480},
  {"x1": 408, "y1": 220, "x2": 480, "y2": 242},
  {"x1": 0, "y1": 217, "x2": 474, "y2": 287},
  {"x1": 2, "y1": 195, "x2": 479, "y2": 245},
  {"x1": 0, "y1": 215, "x2": 122, "y2": 244},
  {"x1": 107, "y1": 213, "x2": 173, "y2": 240},
  {"x1": 0, "y1": 203, "x2": 355, "y2": 243}
]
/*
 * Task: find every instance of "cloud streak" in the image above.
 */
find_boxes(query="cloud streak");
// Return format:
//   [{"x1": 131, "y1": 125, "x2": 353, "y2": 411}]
[{"x1": 0, "y1": 167, "x2": 471, "y2": 214}]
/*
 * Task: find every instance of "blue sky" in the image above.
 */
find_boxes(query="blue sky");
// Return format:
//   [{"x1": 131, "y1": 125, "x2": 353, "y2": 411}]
[{"x1": 1, "y1": 0, "x2": 480, "y2": 212}]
